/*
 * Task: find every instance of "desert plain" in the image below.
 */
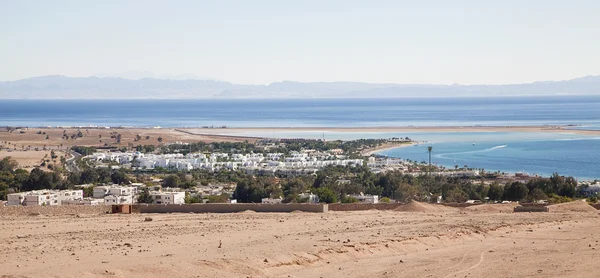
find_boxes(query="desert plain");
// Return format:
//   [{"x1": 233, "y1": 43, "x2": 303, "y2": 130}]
[{"x1": 1, "y1": 201, "x2": 599, "y2": 278}]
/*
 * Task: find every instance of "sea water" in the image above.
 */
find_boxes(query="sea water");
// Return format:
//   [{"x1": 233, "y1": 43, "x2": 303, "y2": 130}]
[{"x1": 1, "y1": 96, "x2": 599, "y2": 179}]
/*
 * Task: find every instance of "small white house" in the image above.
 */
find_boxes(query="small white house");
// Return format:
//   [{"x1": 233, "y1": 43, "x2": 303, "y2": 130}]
[{"x1": 150, "y1": 191, "x2": 185, "y2": 205}]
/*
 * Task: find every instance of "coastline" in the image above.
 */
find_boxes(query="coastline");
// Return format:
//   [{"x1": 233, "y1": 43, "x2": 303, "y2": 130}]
[
  {"x1": 182, "y1": 125, "x2": 600, "y2": 136},
  {"x1": 361, "y1": 141, "x2": 419, "y2": 156}
]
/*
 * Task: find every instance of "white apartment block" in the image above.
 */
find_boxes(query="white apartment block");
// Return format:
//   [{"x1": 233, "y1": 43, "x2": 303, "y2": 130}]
[
  {"x1": 104, "y1": 194, "x2": 134, "y2": 205},
  {"x1": 150, "y1": 191, "x2": 185, "y2": 205},
  {"x1": 93, "y1": 185, "x2": 137, "y2": 199},
  {"x1": 7, "y1": 190, "x2": 84, "y2": 206}
]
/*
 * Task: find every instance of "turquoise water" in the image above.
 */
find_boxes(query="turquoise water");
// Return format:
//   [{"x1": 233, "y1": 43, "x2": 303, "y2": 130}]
[
  {"x1": 378, "y1": 132, "x2": 600, "y2": 180},
  {"x1": 217, "y1": 130, "x2": 600, "y2": 180}
]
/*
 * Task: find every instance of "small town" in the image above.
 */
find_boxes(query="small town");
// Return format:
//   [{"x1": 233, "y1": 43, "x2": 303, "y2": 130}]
[{"x1": 3, "y1": 136, "x2": 599, "y2": 209}]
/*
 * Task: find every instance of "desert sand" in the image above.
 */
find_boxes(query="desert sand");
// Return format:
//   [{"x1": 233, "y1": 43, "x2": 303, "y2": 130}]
[{"x1": 1, "y1": 202, "x2": 599, "y2": 278}]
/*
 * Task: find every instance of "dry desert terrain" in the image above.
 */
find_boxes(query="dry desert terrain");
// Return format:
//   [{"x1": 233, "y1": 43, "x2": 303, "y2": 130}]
[{"x1": 1, "y1": 202, "x2": 599, "y2": 278}]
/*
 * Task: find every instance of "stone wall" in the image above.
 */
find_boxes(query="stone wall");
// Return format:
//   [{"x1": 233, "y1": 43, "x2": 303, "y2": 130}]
[
  {"x1": 328, "y1": 203, "x2": 404, "y2": 211},
  {"x1": 134, "y1": 203, "x2": 328, "y2": 213},
  {"x1": 0, "y1": 205, "x2": 111, "y2": 217},
  {"x1": 514, "y1": 206, "x2": 549, "y2": 212}
]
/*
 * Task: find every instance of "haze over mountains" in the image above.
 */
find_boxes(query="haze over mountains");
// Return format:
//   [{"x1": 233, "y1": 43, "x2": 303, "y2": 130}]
[{"x1": 1, "y1": 75, "x2": 600, "y2": 99}]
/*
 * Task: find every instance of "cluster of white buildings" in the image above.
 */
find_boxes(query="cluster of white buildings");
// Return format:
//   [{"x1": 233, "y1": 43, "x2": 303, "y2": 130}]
[
  {"x1": 87, "y1": 150, "x2": 364, "y2": 176},
  {"x1": 7, "y1": 190, "x2": 84, "y2": 206},
  {"x1": 93, "y1": 185, "x2": 138, "y2": 205}
]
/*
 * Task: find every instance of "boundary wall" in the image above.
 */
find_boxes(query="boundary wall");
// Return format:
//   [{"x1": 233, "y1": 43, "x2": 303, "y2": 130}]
[
  {"x1": 514, "y1": 206, "x2": 549, "y2": 212},
  {"x1": 328, "y1": 203, "x2": 404, "y2": 211},
  {"x1": 0, "y1": 205, "x2": 110, "y2": 216},
  {"x1": 134, "y1": 203, "x2": 328, "y2": 213}
]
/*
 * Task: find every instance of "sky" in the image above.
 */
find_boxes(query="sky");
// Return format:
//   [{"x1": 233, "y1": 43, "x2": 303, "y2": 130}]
[{"x1": 1, "y1": 0, "x2": 599, "y2": 85}]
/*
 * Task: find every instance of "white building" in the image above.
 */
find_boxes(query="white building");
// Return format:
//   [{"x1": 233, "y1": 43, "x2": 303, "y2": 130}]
[
  {"x1": 150, "y1": 191, "x2": 185, "y2": 205},
  {"x1": 104, "y1": 194, "x2": 133, "y2": 205},
  {"x1": 348, "y1": 194, "x2": 379, "y2": 204},
  {"x1": 63, "y1": 198, "x2": 103, "y2": 206},
  {"x1": 298, "y1": 193, "x2": 320, "y2": 203},
  {"x1": 261, "y1": 198, "x2": 283, "y2": 204},
  {"x1": 93, "y1": 185, "x2": 136, "y2": 199},
  {"x1": 7, "y1": 193, "x2": 26, "y2": 206},
  {"x1": 24, "y1": 192, "x2": 60, "y2": 206},
  {"x1": 93, "y1": 186, "x2": 110, "y2": 198},
  {"x1": 57, "y1": 190, "x2": 84, "y2": 204}
]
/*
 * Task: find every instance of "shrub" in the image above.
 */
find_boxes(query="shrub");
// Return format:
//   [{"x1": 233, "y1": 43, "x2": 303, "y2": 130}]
[{"x1": 341, "y1": 196, "x2": 359, "y2": 203}]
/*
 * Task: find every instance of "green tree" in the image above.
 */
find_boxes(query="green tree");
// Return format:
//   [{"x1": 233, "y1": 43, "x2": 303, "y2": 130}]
[
  {"x1": 80, "y1": 168, "x2": 99, "y2": 184},
  {"x1": 503, "y1": 182, "x2": 529, "y2": 201},
  {"x1": 137, "y1": 188, "x2": 154, "y2": 203},
  {"x1": 162, "y1": 174, "x2": 180, "y2": 188},
  {"x1": 184, "y1": 192, "x2": 203, "y2": 203},
  {"x1": 487, "y1": 183, "x2": 504, "y2": 201},
  {"x1": 341, "y1": 195, "x2": 359, "y2": 203},
  {"x1": 528, "y1": 188, "x2": 548, "y2": 201},
  {"x1": 111, "y1": 169, "x2": 129, "y2": 185},
  {"x1": 313, "y1": 187, "x2": 337, "y2": 203}
]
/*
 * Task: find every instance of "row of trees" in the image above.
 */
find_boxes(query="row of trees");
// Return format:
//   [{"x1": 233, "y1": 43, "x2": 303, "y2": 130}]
[
  {"x1": 0, "y1": 155, "x2": 587, "y2": 204},
  {"x1": 0, "y1": 157, "x2": 132, "y2": 199}
]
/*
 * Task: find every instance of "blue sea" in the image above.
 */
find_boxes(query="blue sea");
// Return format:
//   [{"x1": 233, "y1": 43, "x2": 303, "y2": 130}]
[{"x1": 1, "y1": 96, "x2": 599, "y2": 179}]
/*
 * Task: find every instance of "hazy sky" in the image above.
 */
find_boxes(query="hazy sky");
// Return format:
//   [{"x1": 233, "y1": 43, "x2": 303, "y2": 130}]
[{"x1": 1, "y1": 0, "x2": 599, "y2": 84}]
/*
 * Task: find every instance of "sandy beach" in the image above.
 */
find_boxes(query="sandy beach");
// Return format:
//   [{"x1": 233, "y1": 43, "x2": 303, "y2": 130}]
[
  {"x1": 185, "y1": 125, "x2": 600, "y2": 136},
  {"x1": 1, "y1": 202, "x2": 599, "y2": 278}
]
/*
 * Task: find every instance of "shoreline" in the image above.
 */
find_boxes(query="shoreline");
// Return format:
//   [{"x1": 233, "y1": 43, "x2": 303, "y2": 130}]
[
  {"x1": 361, "y1": 141, "x2": 419, "y2": 156},
  {"x1": 3, "y1": 125, "x2": 600, "y2": 136}
]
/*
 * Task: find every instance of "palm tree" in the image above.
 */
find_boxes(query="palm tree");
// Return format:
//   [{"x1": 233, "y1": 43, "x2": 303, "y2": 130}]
[{"x1": 427, "y1": 146, "x2": 433, "y2": 175}]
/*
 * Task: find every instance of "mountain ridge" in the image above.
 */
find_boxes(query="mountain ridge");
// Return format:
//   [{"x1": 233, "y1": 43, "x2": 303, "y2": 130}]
[{"x1": 1, "y1": 75, "x2": 599, "y2": 99}]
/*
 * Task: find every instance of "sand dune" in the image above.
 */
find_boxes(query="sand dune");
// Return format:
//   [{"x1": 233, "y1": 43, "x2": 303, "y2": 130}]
[
  {"x1": 547, "y1": 200, "x2": 598, "y2": 213},
  {"x1": 464, "y1": 203, "x2": 518, "y2": 213},
  {"x1": 394, "y1": 201, "x2": 459, "y2": 213}
]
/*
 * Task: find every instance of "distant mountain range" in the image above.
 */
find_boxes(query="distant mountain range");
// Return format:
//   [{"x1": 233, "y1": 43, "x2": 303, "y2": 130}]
[{"x1": 1, "y1": 75, "x2": 600, "y2": 99}]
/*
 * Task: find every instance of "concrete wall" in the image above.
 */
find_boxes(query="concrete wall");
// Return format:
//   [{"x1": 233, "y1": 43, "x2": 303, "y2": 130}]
[
  {"x1": 134, "y1": 203, "x2": 328, "y2": 213},
  {"x1": 514, "y1": 206, "x2": 549, "y2": 212},
  {"x1": 0, "y1": 205, "x2": 111, "y2": 217},
  {"x1": 328, "y1": 203, "x2": 404, "y2": 211}
]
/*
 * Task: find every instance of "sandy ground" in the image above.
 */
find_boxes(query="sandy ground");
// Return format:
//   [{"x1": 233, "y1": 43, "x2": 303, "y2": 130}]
[
  {"x1": 1, "y1": 125, "x2": 597, "y2": 152},
  {"x1": 1, "y1": 202, "x2": 599, "y2": 278},
  {"x1": 0, "y1": 128, "x2": 256, "y2": 150},
  {"x1": 0, "y1": 128, "x2": 253, "y2": 166},
  {"x1": 0, "y1": 150, "x2": 67, "y2": 169}
]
